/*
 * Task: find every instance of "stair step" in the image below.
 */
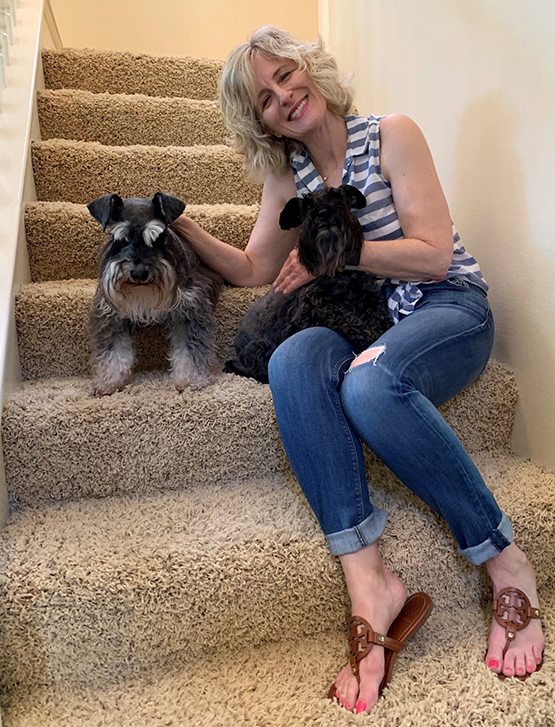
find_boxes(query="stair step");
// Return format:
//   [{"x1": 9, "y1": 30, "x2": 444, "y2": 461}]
[
  {"x1": 42, "y1": 48, "x2": 223, "y2": 99},
  {"x1": 25, "y1": 201, "x2": 258, "y2": 282},
  {"x1": 1, "y1": 596, "x2": 553, "y2": 727},
  {"x1": 0, "y1": 452, "x2": 552, "y2": 694},
  {"x1": 31, "y1": 139, "x2": 262, "y2": 206},
  {"x1": 37, "y1": 89, "x2": 228, "y2": 147},
  {"x1": 2, "y1": 364, "x2": 517, "y2": 510},
  {"x1": 15, "y1": 280, "x2": 266, "y2": 379}
]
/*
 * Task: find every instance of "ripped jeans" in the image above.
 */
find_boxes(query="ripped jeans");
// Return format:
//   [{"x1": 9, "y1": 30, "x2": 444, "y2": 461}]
[{"x1": 268, "y1": 279, "x2": 512, "y2": 565}]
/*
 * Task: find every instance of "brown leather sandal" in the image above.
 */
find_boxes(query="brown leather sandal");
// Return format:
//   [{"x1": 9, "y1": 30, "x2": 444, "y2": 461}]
[
  {"x1": 328, "y1": 592, "x2": 433, "y2": 702},
  {"x1": 492, "y1": 586, "x2": 542, "y2": 681}
]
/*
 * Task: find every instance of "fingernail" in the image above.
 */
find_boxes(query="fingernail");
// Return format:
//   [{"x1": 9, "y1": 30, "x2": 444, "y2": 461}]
[
  {"x1": 356, "y1": 701, "x2": 367, "y2": 714},
  {"x1": 488, "y1": 660, "x2": 499, "y2": 669}
]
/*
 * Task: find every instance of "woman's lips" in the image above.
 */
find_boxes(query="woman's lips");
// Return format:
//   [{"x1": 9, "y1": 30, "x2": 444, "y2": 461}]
[{"x1": 288, "y1": 95, "x2": 308, "y2": 121}]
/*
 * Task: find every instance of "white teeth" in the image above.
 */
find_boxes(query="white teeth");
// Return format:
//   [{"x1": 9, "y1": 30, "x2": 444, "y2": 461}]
[{"x1": 289, "y1": 97, "x2": 307, "y2": 120}]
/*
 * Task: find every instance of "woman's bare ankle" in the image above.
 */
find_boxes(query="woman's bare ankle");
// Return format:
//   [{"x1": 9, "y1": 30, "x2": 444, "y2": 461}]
[{"x1": 339, "y1": 544, "x2": 407, "y2": 627}]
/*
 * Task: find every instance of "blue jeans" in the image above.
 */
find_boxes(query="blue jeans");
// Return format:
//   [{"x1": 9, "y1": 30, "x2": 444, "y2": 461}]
[{"x1": 268, "y1": 279, "x2": 512, "y2": 565}]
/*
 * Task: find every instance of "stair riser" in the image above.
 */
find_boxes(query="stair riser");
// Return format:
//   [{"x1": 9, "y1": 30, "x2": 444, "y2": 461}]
[
  {"x1": 2, "y1": 375, "x2": 286, "y2": 510},
  {"x1": 15, "y1": 284, "x2": 264, "y2": 380},
  {"x1": 42, "y1": 48, "x2": 223, "y2": 100},
  {"x1": 2, "y1": 363, "x2": 518, "y2": 510},
  {"x1": 32, "y1": 141, "x2": 262, "y2": 206},
  {"x1": 37, "y1": 90, "x2": 228, "y2": 148},
  {"x1": 25, "y1": 202, "x2": 258, "y2": 282},
  {"x1": 0, "y1": 478, "x2": 551, "y2": 693}
]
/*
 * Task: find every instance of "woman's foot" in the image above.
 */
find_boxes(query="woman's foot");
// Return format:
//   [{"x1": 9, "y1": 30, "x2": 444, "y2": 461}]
[
  {"x1": 485, "y1": 543, "x2": 545, "y2": 678},
  {"x1": 332, "y1": 544, "x2": 407, "y2": 714}
]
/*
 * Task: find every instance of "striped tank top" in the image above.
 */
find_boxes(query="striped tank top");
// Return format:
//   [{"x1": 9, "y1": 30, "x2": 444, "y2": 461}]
[{"x1": 289, "y1": 114, "x2": 487, "y2": 323}]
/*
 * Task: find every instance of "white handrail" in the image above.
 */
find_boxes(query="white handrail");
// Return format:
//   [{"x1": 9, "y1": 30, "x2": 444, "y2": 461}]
[
  {"x1": 0, "y1": 0, "x2": 18, "y2": 108},
  {"x1": 0, "y1": 0, "x2": 45, "y2": 531}
]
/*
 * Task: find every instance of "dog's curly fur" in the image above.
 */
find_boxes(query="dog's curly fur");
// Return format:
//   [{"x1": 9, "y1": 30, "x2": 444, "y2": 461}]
[
  {"x1": 224, "y1": 185, "x2": 392, "y2": 383},
  {"x1": 88, "y1": 192, "x2": 222, "y2": 396}
]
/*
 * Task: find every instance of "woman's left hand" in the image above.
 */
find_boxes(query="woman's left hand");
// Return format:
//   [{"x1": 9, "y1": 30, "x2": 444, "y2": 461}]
[{"x1": 273, "y1": 249, "x2": 315, "y2": 294}]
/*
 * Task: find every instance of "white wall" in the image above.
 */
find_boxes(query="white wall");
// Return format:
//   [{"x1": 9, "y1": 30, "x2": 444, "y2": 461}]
[
  {"x1": 325, "y1": 0, "x2": 555, "y2": 470},
  {"x1": 49, "y1": 0, "x2": 319, "y2": 59}
]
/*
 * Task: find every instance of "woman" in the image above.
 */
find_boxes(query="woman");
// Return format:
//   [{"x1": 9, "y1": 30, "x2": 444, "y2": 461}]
[{"x1": 172, "y1": 26, "x2": 544, "y2": 715}]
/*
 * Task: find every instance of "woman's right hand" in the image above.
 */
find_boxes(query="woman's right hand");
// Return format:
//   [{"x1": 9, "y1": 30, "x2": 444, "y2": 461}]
[{"x1": 273, "y1": 249, "x2": 315, "y2": 294}]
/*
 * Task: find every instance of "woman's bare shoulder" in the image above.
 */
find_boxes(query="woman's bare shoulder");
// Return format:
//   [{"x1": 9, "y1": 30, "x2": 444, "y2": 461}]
[
  {"x1": 380, "y1": 114, "x2": 424, "y2": 151},
  {"x1": 380, "y1": 114, "x2": 425, "y2": 144},
  {"x1": 262, "y1": 166, "x2": 298, "y2": 206},
  {"x1": 379, "y1": 115, "x2": 433, "y2": 182}
]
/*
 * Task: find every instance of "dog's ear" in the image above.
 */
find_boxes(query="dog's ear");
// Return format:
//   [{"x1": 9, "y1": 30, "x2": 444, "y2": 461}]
[
  {"x1": 337, "y1": 184, "x2": 367, "y2": 210},
  {"x1": 152, "y1": 192, "x2": 186, "y2": 225},
  {"x1": 87, "y1": 194, "x2": 124, "y2": 230},
  {"x1": 279, "y1": 196, "x2": 311, "y2": 230}
]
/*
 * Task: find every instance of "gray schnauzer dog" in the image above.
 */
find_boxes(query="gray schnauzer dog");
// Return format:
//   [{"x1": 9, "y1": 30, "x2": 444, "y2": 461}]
[
  {"x1": 224, "y1": 184, "x2": 392, "y2": 384},
  {"x1": 88, "y1": 192, "x2": 222, "y2": 397}
]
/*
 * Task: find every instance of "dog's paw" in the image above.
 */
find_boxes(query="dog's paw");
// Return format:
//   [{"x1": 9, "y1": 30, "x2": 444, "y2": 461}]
[
  {"x1": 91, "y1": 380, "x2": 126, "y2": 397},
  {"x1": 173, "y1": 376, "x2": 211, "y2": 393}
]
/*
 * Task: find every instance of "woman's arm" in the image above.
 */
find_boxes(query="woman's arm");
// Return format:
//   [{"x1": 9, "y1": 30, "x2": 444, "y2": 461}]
[
  {"x1": 172, "y1": 169, "x2": 299, "y2": 287},
  {"x1": 358, "y1": 114, "x2": 453, "y2": 281}
]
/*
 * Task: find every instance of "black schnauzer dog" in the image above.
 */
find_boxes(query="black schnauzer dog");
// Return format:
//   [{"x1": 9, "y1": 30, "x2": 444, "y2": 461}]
[
  {"x1": 224, "y1": 185, "x2": 392, "y2": 383},
  {"x1": 88, "y1": 192, "x2": 222, "y2": 396}
]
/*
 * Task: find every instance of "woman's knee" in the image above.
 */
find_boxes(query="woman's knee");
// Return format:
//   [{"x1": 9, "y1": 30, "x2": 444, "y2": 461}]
[
  {"x1": 340, "y1": 351, "x2": 398, "y2": 422},
  {"x1": 268, "y1": 327, "x2": 354, "y2": 391}
]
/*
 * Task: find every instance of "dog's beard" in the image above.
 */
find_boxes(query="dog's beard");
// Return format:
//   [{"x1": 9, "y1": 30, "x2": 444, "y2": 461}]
[
  {"x1": 300, "y1": 226, "x2": 360, "y2": 276},
  {"x1": 101, "y1": 258, "x2": 178, "y2": 324}
]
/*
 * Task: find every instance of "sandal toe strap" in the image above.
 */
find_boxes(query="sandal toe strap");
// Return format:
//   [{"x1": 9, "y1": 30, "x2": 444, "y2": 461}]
[
  {"x1": 492, "y1": 587, "x2": 541, "y2": 655},
  {"x1": 348, "y1": 615, "x2": 403, "y2": 679}
]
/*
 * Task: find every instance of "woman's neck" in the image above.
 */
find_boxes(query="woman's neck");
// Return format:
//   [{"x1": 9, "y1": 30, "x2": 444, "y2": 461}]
[{"x1": 303, "y1": 113, "x2": 348, "y2": 182}]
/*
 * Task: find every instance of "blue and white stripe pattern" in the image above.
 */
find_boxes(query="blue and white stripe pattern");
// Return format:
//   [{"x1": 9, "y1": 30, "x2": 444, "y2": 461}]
[{"x1": 289, "y1": 115, "x2": 487, "y2": 323}]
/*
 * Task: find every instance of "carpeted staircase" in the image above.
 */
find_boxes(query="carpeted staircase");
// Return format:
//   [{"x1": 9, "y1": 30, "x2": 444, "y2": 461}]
[{"x1": 0, "y1": 47, "x2": 553, "y2": 726}]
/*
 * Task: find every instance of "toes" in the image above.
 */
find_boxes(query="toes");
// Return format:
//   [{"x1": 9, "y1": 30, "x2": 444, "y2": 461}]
[
  {"x1": 514, "y1": 652, "x2": 527, "y2": 678},
  {"x1": 355, "y1": 690, "x2": 379, "y2": 714},
  {"x1": 502, "y1": 651, "x2": 516, "y2": 678},
  {"x1": 485, "y1": 648, "x2": 503, "y2": 674},
  {"x1": 533, "y1": 644, "x2": 544, "y2": 666},
  {"x1": 526, "y1": 654, "x2": 537, "y2": 674},
  {"x1": 356, "y1": 669, "x2": 382, "y2": 713},
  {"x1": 341, "y1": 681, "x2": 359, "y2": 711}
]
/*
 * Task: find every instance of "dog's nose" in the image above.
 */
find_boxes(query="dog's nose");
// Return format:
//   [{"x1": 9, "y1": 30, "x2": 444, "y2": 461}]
[{"x1": 130, "y1": 267, "x2": 149, "y2": 282}]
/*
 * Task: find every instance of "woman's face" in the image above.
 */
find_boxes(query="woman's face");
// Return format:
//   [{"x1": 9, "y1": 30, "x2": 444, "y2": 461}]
[{"x1": 251, "y1": 53, "x2": 328, "y2": 142}]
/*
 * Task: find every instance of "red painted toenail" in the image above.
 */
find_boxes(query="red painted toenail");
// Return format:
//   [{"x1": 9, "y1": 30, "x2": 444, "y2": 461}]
[
  {"x1": 356, "y1": 701, "x2": 367, "y2": 714},
  {"x1": 344, "y1": 703, "x2": 351, "y2": 710},
  {"x1": 505, "y1": 668, "x2": 513, "y2": 674},
  {"x1": 488, "y1": 660, "x2": 499, "y2": 669}
]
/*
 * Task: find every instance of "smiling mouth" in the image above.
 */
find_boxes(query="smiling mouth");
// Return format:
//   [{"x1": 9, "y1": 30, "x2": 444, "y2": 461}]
[{"x1": 288, "y1": 96, "x2": 308, "y2": 121}]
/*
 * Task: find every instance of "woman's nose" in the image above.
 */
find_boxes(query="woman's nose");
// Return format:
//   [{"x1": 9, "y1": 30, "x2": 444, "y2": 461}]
[{"x1": 275, "y1": 86, "x2": 292, "y2": 105}]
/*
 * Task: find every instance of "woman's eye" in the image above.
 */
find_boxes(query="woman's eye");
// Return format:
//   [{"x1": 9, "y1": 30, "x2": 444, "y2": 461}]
[
  {"x1": 261, "y1": 96, "x2": 270, "y2": 110},
  {"x1": 280, "y1": 71, "x2": 292, "y2": 82}
]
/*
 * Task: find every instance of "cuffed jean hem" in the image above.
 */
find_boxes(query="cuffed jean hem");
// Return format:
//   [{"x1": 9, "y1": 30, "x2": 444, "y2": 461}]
[
  {"x1": 457, "y1": 512, "x2": 513, "y2": 565},
  {"x1": 326, "y1": 506, "x2": 388, "y2": 557}
]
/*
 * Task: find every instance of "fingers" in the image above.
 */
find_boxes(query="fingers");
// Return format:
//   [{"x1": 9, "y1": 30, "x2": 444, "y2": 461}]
[
  {"x1": 273, "y1": 250, "x2": 315, "y2": 294},
  {"x1": 273, "y1": 250, "x2": 297, "y2": 291}
]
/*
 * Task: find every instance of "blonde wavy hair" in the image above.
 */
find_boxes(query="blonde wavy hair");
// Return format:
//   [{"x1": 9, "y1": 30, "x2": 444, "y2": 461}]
[{"x1": 218, "y1": 26, "x2": 355, "y2": 182}]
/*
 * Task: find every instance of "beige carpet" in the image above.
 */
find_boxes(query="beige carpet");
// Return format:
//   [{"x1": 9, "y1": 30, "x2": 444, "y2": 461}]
[{"x1": 0, "y1": 46, "x2": 553, "y2": 726}]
